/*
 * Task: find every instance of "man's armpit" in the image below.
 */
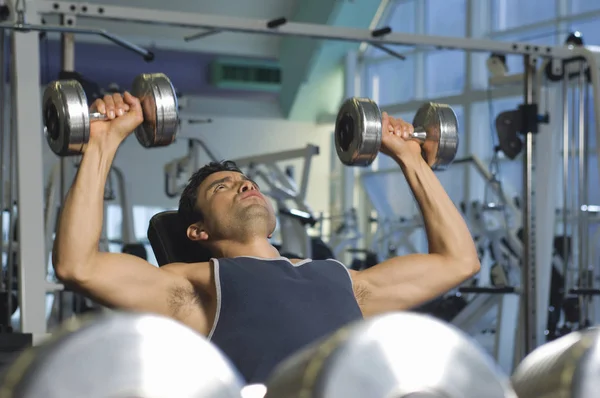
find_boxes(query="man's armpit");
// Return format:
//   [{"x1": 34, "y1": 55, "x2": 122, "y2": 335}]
[
  {"x1": 352, "y1": 280, "x2": 371, "y2": 307},
  {"x1": 168, "y1": 284, "x2": 204, "y2": 319}
]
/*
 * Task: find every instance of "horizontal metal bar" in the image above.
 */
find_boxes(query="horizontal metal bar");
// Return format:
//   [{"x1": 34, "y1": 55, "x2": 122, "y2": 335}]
[
  {"x1": 46, "y1": 282, "x2": 64, "y2": 292},
  {"x1": 459, "y1": 286, "x2": 519, "y2": 294},
  {"x1": 37, "y1": 1, "x2": 587, "y2": 59},
  {"x1": 0, "y1": 22, "x2": 153, "y2": 60},
  {"x1": 232, "y1": 145, "x2": 320, "y2": 168}
]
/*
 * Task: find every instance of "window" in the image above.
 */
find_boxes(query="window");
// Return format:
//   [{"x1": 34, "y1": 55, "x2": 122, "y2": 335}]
[
  {"x1": 365, "y1": 0, "x2": 416, "y2": 57},
  {"x1": 491, "y1": 0, "x2": 557, "y2": 31},
  {"x1": 435, "y1": 160, "x2": 469, "y2": 204},
  {"x1": 366, "y1": 57, "x2": 416, "y2": 106},
  {"x1": 424, "y1": 0, "x2": 466, "y2": 97},
  {"x1": 426, "y1": 50, "x2": 466, "y2": 97},
  {"x1": 570, "y1": 0, "x2": 600, "y2": 14},
  {"x1": 589, "y1": 92, "x2": 597, "y2": 150},
  {"x1": 570, "y1": 17, "x2": 600, "y2": 46},
  {"x1": 388, "y1": 0, "x2": 417, "y2": 36},
  {"x1": 361, "y1": 170, "x2": 416, "y2": 217},
  {"x1": 426, "y1": 0, "x2": 467, "y2": 37},
  {"x1": 589, "y1": 155, "x2": 599, "y2": 205}
]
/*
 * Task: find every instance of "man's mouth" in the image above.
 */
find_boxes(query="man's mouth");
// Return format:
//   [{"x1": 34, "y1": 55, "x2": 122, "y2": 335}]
[{"x1": 240, "y1": 191, "x2": 261, "y2": 200}]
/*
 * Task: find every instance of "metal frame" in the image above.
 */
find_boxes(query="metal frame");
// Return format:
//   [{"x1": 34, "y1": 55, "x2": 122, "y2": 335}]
[
  {"x1": 36, "y1": 1, "x2": 583, "y2": 59},
  {"x1": 490, "y1": 58, "x2": 598, "y2": 346},
  {"x1": 10, "y1": 0, "x2": 47, "y2": 335},
  {"x1": 110, "y1": 167, "x2": 135, "y2": 245},
  {"x1": 6, "y1": 0, "x2": 600, "y2": 340}
]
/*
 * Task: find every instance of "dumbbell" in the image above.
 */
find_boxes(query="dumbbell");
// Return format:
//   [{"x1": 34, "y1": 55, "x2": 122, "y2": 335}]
[
  {"x1": 334, "y1": 98, "x2": 459, "y2": 170},
  {"x1": 43, "y1": 73, "x2": 179, "y2": 156}
]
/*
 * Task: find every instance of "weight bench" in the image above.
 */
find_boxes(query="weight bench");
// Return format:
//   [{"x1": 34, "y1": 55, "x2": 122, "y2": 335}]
[{"x1": 147, "y1": 210, "x2": 212, "y2": 266}]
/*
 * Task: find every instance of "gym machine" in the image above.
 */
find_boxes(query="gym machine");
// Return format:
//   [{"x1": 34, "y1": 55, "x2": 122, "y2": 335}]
[
  {"x1": 43, "y1": 161, "x2": 141, "y2": 327},
  {"x1": 491, "y1": 38, "x2": 600, "y2": 349},
  {"x1": 319, "y1": 208, "x2": 364, "y2": 262}
]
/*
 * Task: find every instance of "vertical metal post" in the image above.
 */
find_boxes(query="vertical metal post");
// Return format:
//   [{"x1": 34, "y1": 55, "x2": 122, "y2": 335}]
[
  {"x1": 111, "y1": 167, "x2": 135, "y2": 244},
  {"x1": 10, "y1": 1, "x2": 48, "y2": 335},
  {"x1": 533, "y1": 76, "x2": 561, "y2": 347},
  {"x1": 58, "y1": 15, "x2": 77, "y2": 317},
  {"x1": 577, "y1": 61, "x2": 589, "y2": 326},
  {"x1": 561, "y1": 73, "x2": 569, "y2": 295},
  {"x1": 0, "y1": 28, "x2": 7, "y2": 329},
  {"x1": 521, "y1": 55, "x2": 537, "y2": 356},
  {"x1": 60, "y1": 16, "x2": 75, "y2": 202}
]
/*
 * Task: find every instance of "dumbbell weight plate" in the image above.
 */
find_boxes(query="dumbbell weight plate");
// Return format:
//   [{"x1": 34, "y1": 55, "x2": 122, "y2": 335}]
[
  {"x1": 412, "y1": 103, "x2": 459, "y2": 170},
  {"x1": 43, "y1": 80, "x2": 90, "y2": 156},
  {"x1": 0, "y1": 313, "x2": 246, "y2": 398},
  {"x1": 335, "y1": 98, "x2": 382, "y2": 167},
  {"x1": 131, "y1": 73, "x2": 179, "y2": 148}
]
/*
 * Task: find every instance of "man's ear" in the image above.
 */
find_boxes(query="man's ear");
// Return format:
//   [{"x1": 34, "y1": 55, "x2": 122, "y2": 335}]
[{"x1": 187, "y1": 223, "x2": 209, "y2": 242}]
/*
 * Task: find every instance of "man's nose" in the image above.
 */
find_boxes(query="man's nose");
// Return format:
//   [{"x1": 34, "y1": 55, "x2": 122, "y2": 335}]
[{"x1": 239, "y1": 181, "x2": 255, "y2": 192}]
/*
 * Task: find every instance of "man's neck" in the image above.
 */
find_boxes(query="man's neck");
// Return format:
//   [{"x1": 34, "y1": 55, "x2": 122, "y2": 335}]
[{"x1": 211, "y1": 238, "x2": 281, "y2": 259}]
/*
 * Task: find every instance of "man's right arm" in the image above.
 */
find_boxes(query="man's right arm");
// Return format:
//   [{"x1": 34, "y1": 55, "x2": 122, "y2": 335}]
[{"x1": 52, "y1": 94, "x2": 202, "y2": 324}]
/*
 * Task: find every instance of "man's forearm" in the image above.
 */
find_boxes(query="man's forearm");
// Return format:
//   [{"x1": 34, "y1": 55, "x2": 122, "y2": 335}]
[
  {"x1": 53, "y1": 144, "x2": 116, "y2": 280},
  {"x1": 396, "y1": 153, "x2": 478, "y2": 261}
]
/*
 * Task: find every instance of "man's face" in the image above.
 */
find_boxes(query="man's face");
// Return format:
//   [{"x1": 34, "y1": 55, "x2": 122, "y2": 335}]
[{"x1": 191, "y1": 171, "x2": 276, "y2": 241}]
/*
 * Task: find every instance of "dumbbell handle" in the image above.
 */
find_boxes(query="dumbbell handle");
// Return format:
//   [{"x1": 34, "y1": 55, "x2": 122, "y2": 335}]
[
  {"x1": 89, "y1": 111, "x2": 127, "y2": 121},
  {"x1": 387, "y1": 124, "x2": 427, "y2": 143},
  {"x1": 410, "y1": 128, "x2": 427, "y2": 143},
  {"x1": 90, "y1": 112, "x2": 106, "y2": 121}
]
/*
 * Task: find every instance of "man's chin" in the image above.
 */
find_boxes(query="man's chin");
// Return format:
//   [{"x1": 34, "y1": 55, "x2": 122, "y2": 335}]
[{"x1": 237, "y1": 205, "x2": 273, "y2": 222}]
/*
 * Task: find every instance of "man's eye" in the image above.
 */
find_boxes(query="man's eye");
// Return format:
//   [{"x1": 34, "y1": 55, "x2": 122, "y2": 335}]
[{"x1": 215, "y1": 184, "x2": 225, "y2": 191}]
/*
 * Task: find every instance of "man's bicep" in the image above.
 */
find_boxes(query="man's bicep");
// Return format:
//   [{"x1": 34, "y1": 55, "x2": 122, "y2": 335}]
[
  {"x1": 351, "y1": 253, "x2": 478, "y2": 316},
  {"x1": 73, "y1": 252, "x2": 197, "y2": 319}
]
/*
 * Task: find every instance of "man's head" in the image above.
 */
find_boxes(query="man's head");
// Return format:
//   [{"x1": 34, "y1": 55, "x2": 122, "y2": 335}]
[{"x1": 178, "y1": 161, "x2": 276, "y2": 246}]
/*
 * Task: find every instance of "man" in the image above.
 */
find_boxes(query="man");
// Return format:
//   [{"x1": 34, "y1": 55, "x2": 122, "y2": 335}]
[{"x1": 53, "y1": 92, "x2": 480, "y2": 383}]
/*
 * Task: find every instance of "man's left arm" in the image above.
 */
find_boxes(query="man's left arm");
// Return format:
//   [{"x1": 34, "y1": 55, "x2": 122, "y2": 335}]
[{"x1": 351, "y1": 115, "x2": 480, "y2": 317}]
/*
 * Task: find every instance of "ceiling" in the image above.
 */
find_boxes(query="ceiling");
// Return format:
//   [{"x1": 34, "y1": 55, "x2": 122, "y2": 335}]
[{"x1": 40, "y1": 0, "x2": 301, "y2": 59}]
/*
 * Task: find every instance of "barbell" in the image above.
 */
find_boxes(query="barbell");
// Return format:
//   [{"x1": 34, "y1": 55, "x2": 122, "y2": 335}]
[
  {"x1": 334, "y1": 98, "x2": 460, "y2": 170},
  {"x1": 43, "y1": 73, "x2": 179, "y2": 156}
]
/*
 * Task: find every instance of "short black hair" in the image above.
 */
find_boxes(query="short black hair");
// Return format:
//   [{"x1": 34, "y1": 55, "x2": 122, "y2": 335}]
[{"x1": 178, "y1": 160, "x2": 243, "y2": 227}]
